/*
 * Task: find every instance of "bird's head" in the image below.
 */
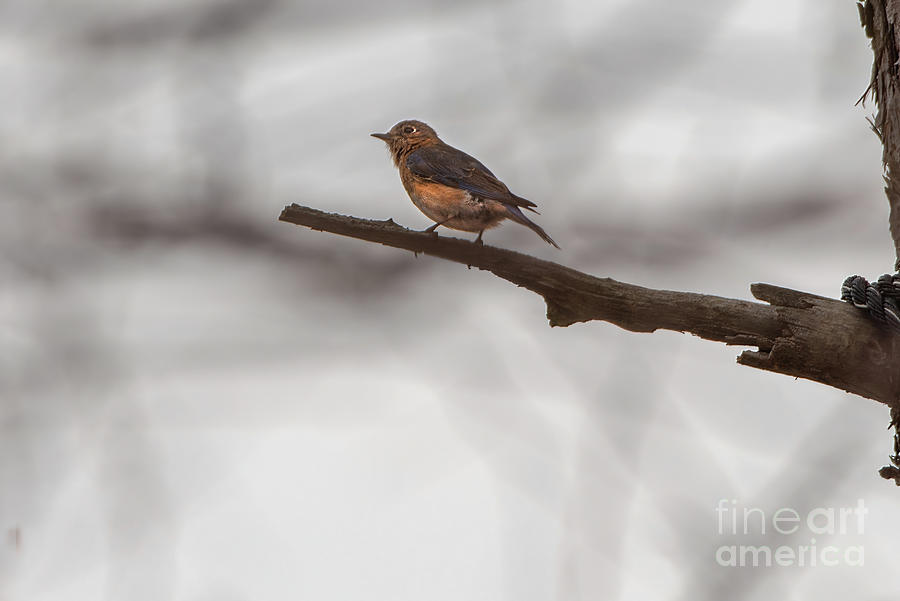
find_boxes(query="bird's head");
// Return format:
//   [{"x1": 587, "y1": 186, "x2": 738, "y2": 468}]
[{"x1": 371, "y1": 120, "x2": 439, "y2": 163}]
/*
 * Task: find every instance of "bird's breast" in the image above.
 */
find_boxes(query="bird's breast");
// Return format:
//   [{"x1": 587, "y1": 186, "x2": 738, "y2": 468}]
[
  {"x1": 400, "y1": 175, "x2": 507, "y2": 232},
  {"x1": 405, "y1": 179, "x2": 470, "y2": 213}
]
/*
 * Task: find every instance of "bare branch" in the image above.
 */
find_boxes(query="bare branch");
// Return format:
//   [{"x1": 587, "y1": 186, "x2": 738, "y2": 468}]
[{"x1": 279, "y1": 203, "x2": 900, "y2": 406}]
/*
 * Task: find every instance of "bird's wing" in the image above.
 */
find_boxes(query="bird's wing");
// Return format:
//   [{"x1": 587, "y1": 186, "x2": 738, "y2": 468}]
[{"x1": 406, "y1": 145, "x2": 538, "y2": 209}]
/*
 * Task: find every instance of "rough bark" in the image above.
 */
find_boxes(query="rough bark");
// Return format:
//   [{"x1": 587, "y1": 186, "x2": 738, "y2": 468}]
[
  {"x1": 280, "y1": 203, "x2": 900, "y2": 407},
  {"x1": 860, "y1": 0, "x2": 900, "y2": 269}
]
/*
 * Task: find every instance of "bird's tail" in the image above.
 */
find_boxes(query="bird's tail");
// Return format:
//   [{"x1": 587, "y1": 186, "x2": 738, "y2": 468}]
[{"x1": 505, "y1": 205, "x2": 560, "y2": 249}]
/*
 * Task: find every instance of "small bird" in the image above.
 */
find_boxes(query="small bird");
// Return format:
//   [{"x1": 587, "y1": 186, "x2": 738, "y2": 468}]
[{"x1": 371, "y1": 120, "x2": 559, "y2": 248}]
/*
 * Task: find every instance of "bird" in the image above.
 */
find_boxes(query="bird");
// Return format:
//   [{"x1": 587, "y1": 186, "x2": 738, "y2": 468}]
[{"x1": 371, "y1": 120, "x2": 560, "y2": 248}]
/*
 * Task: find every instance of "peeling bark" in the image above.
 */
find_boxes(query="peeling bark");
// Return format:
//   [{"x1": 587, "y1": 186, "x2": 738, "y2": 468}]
[{"x1": 860, "y1": 0, "x2": 900, "y2": 269}]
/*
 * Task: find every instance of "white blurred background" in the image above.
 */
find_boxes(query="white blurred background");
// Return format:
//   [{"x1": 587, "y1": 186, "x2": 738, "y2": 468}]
[{"x1": 1, "y1": 1, "x2": 898, "y2": 599}]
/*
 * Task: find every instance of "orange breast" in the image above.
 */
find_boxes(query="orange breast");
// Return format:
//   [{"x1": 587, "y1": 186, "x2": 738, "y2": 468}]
[
  {"x1": 408, "y1": 180, "x2": 470, "y2": 209},
  {"x1": 400, "y1": 174, "x2": 507, "y2": 232}
]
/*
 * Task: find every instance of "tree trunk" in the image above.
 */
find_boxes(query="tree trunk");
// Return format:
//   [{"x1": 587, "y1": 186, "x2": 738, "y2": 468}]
[{"x1": 860, "y1": 0, "x2": 900, "y2": 268}]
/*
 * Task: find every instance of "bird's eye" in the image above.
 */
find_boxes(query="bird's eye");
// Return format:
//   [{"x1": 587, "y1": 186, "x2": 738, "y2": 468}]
[{"x1": 402, "y1": 125, "x2": 416, "y2": 134}]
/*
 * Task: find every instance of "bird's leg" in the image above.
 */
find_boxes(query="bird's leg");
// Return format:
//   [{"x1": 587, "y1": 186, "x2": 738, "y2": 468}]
[
  {"x1": 474, "y1": 230, "x2": 485, "y2": 245},
  {"x1": 421, "y1": 215, "x2": 456, "y2": 235}
]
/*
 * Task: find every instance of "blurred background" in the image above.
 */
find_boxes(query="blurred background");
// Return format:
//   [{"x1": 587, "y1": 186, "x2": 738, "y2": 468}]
[{"x1": 1, "y1": 0, "x2": 898, "y2": 599}]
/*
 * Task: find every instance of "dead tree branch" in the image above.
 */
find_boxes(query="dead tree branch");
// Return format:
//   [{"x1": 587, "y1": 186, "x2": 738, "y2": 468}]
[{"x1": 280, "y1": 203, "x2": 900, "y2": 407}]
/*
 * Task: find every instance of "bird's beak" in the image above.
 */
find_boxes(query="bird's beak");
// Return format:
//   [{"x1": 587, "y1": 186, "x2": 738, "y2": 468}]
[{"x1": 370, "y1": 132, "x2": 391, "y2": 141}]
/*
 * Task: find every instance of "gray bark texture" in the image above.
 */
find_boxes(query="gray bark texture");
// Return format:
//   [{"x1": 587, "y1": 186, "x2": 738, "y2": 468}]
[{"x1": 860, "y1": 0, "x2": 900, "y2": 269}]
